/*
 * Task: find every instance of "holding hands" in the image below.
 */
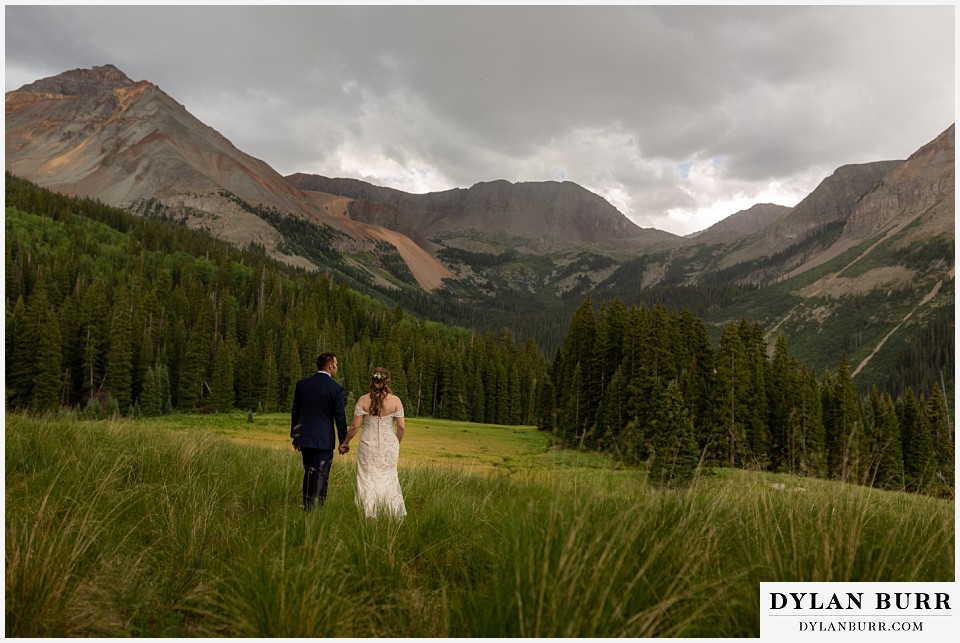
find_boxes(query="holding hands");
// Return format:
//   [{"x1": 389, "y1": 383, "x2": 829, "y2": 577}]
[{"x1": 339, "y1": 443, "x2": 350, "y2": 455}]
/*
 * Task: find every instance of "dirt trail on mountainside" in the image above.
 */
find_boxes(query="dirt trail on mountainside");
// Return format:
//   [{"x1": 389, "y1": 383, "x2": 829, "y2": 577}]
[
  {"x1": 851, "y1": 267, "x2": 954, "y2": 377},
  {"x1": 765, "y1": 211, "x2": 925, "y2": 340}
]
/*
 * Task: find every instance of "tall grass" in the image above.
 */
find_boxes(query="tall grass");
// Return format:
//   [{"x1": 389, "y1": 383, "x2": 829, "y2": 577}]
[{"x1": 5, "y1": 412, "x2": 954, "y2": 637}]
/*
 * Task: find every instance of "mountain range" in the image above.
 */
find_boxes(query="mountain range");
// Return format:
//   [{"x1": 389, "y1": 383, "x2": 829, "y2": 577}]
[{"x1": 5, "y1": 65, "x2": 954, "y2": 393}]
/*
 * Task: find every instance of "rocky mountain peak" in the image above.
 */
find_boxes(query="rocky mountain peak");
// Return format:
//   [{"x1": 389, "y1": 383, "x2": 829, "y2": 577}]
[
  {"x1": 13, "y1": 64, "x2": 135, "y2": 96},
  {"x1": 907, "y1": 122, "x2": 954, "y2": 165},
  {"x1": 843, "y1": 123, "x2": 954, "y2": 240}
]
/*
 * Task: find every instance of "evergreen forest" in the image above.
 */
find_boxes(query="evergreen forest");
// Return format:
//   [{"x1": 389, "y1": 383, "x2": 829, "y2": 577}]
[
  {"x1": 539, "y1": 297, "x2": 954, "y2": 496},
  {"x1": 5, "y1": 175, "x2": 547, "y2": 426}
]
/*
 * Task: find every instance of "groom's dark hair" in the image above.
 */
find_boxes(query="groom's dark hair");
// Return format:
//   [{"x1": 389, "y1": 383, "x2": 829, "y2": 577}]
[{"x1": 317, "y1": 353, "x2": 337, "y2": 371}]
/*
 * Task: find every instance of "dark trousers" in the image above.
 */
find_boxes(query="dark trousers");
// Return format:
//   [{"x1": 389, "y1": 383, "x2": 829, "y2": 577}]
[{"x1": 300, "y1": 447, "x2": 333, "y2": 509}]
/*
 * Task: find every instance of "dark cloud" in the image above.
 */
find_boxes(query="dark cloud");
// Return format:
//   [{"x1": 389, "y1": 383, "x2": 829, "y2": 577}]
[{"x1": 5, "y1": 4, "x2": 954, "y2": 234}]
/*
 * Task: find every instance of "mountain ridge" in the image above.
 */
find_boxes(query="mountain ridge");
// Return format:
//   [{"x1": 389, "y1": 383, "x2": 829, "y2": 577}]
[
  {"x1": 11, "y1": 63, "x2": 135, "y2": 97},
  {"x1": 711, "y1": 160, "x2": 905, "y2": 276},
  {"x1": 287, "y1": 172, "x2": 678, "y2": 253},
  {"x1": 4, "y1": 65, "x2": 954, "y2": 394},
  {"x1": 686, "y1": 202, "x2": 792, "y2": 241}
]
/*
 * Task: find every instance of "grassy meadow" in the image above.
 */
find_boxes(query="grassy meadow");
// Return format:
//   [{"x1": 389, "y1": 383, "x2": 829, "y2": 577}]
[{"x1": 5, "y1": 411, "x2": 955, "y2": 637}]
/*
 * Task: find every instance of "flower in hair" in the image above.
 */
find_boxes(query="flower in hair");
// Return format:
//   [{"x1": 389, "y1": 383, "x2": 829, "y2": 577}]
[{"x1": 372, "y1": 372, "x2": 385, "y2": 381}]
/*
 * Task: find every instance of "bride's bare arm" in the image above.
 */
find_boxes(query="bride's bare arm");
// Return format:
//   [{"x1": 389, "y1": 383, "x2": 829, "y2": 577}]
[
  {"x1": 345, "y1": 415, "x2": 361, "y2": 443},
  {"x1": 395, "y1": 401, "x2": 405, "y2": 443},
  {"x1": 341, "y1": 402, "x2": 364, "y2": 452}
]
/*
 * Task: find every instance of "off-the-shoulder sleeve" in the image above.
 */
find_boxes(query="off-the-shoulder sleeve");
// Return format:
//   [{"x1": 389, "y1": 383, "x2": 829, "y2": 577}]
[
  {"x1": 393, "y1": 406, "x2": 405, "y2": 418},
  {"x1": 354, "y1": 403, "x2": 368, "y2": 416}
]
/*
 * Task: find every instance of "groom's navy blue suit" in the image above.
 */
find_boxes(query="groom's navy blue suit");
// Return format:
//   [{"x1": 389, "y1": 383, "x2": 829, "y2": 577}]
[{"x1": 291, "y1": 370, "x2": 347, "y2": 508}]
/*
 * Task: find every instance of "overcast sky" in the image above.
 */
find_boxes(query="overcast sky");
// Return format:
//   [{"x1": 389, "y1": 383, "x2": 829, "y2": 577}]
[{"x1": 4, "y1": 4, "x2": 955, "y2": 236}]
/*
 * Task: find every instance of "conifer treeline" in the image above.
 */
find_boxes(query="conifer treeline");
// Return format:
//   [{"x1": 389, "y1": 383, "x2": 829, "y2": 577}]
[
  {"x1": 538, "y1": 298, "x2": 954, "y2": 496},
  {"x1": 5, "y1": 175, "x2": 547, "y2": 425}
]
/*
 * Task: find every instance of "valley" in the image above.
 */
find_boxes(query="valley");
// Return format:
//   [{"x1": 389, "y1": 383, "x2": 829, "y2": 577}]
[{"x1": 5, "y1": 65, "x2": 952, "y2": 397}]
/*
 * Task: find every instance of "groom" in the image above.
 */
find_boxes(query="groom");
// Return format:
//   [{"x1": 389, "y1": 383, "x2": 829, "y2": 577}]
[{"x1": 291, "y1": 352, "x2": 348, "y2": 510}]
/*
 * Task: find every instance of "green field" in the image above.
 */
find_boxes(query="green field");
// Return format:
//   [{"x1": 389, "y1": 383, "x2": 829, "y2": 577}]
[
  {"x1": 5, "y1": 411, "x2": 954, "y2": 637},
  {"x1": 152, "y1": 411, "x2": 620, "y2": 474}
]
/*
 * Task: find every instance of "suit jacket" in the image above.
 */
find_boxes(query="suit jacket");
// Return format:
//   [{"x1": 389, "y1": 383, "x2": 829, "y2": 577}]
[{"x1": 290, "y1": 372, "x2": 347, "y2": 450}]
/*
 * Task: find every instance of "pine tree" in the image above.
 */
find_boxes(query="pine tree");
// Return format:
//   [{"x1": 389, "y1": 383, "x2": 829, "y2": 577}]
[
  {"x1": 628, "y1": 305, "x2": 674, "y2": 456},
  {"x1": 31, "y1": 308, "x2": 63, "y2": 412},
  {"x1": 483, "y1": 353, "x2": 499, "y2": 424},
  {"x1": 445, "y1": 351, "x2": 468, "y2": 422},
  {"x1": 235, "y1": 338, "x2": 264, "y2": 412},
  {"x1": 647, "y1": 304, "x2": 679, "y2": 385},
  {"x1": 742, "y1": 321, "x2": 770, "y2": 467},
  {"x1": 209, "y1": 338, "x2": 236, "y2": 411},
  {"x1": 620, "y1": 305, "x2": 649, "y2": 392},
  {"x1": 863, "y1": 388, "x2": 884, "y2": 484},
  {"x1": 105, "y1": 282, "x2": 134, "y2": 412},
  {"x1": 794, "y1": 366, "x2": 826, "y2": 477},
  {"x1": 5, "y1": 238, "x2": 21, "y2": 304},
  {"x1": 523, "y1": 370, "x2": 540, "y2": 426},
  {"x1": 177, "y1": 297, "x2": 215, "y2": 410},
  {"x1": 496, "y1": 359, "x2": 510, "y2": 425},
  {"x1": 283, "y1": 337, "x2": 302, "y2": 412},
  {"x1": 471, "y1": 363, "x2": 486, "y2": 424},
  {"x1": 709, "y1": 322, "x2": 749, "y2": 466},
  {"x1": 517, "y1": 337, "x2": 544, "y2": 424},
  {"x1": 15, "y1": 287, "x2": 59, "y2": 406},
  {"x1": 872, "y1": 393, "x2": 904, "y2": 491},
  {"x1": 649, "y1": 380, "x2": 700, "y2": 487},
  {"x1": 825, "y1": 357, "x2": 864, "y2": 483},
  {"x1": 676, "y1": 309, "x2": 714, "y2": 445},
  {"x1": 78, "y1": 276, "x2": 109, "y2": 402},
  {"x1": 556, "y1": 298, "x2": 599, "y2": 444},
  {"x1": 508, "y1": 364, "x2": 523, "y2": 425},
  {"x1": 561, "y1": 362, "x2": 586, "y2": 448},
  {"x1": 57, "y1": 294, "x2": 81, "y2": 406},
  {"x1": 277, "y1": 321, "x2": 296, "y2": 410},
  {"x1": 133, "y1": 319, "x2": 156, "y2": 411},
  {"x1": 597, "y1": 366, "x2": 628, "y2": 455},
  {"x1": 596, "y1": 299, "x2": 628, "y2": 402},
  {"x1": 898, "y1": 388, "x2": 933, "y2": 492},
  {"x1": 263, "y1": 339, "x2": 279, "y2": 412},
  {"x1": 139, "y1": 365, "x2": 162, "y2": 417},
  {"x1": 534, "y1": 372, "x2": 555, "y2": 434},
  {"x1": 156, "y1": 354, "x2": 173, "y2": 415},
  {"x1": 768, "y1": 335, "x2": 796, "y2": 472},
  {"x1": 925, "y1": 388, "x2": 954, "y2": 496},
  {"x1": 6, "y1": 296, "x2": 33, "y2": 407}
]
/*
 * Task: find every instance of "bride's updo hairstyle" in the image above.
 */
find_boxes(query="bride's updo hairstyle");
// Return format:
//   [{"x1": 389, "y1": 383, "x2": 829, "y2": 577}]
[{"x1": 369, "y1": 367, "x2": 392, "y2": 416}]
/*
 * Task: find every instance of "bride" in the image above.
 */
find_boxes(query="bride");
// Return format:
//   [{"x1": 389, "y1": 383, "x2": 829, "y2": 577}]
[{"x1": 340, "y1": 367, "x2": 406, "y2": 519}]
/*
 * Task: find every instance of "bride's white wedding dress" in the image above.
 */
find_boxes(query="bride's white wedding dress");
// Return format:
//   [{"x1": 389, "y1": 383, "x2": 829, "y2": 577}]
[{"x1": 354, "y1": 404, "x2": 406, "y2": 519}]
